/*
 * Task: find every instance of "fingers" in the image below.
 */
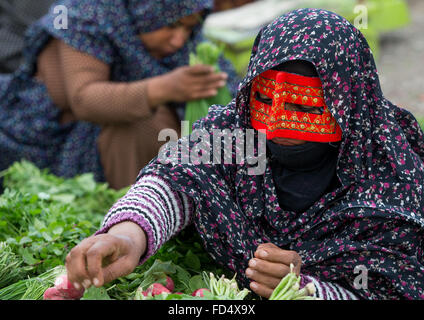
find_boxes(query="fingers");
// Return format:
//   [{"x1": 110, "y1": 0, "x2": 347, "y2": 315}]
[
  {"x1": 190, "y1": 75, "x2": 227, "y2": 93},
  {"x1": 247, "y1": 257, "x2": 290, "y2": 280},
  {"x1": 66, "y1": 236, "x2": 96, "y2": 288},
  {"x1": 254, "y1": 243, "x2": 302, "y2": 275},
  {"x1": 246, "y1": 243, "x2": 303, "y2": 298},
  {"x1": 66, "y1": 234, "x2": 129, "y2": 289},
  {"x1": 86, "y1": 236, "x2": 137, "y2": 286},
  {"x1": 185, "y1": 65, "x2": 228, "y2": 85},
  {"x1": 187, "y1": 64, "x2": 228, "y2": 81},
  {"x1": 102, "y1": 258, "x2": 135, "y2": 285},
  {"x1": 85, "y1": 239, "x2": 120, "y2": 287},
  {"x1": 245, "y1": 265, "x2": 283, "y2": 289},
  {"x1": 196, "y1": 72, "x2": 228, "y2": 86},
  {"x1": 168, "y1": 65, "x2": 229, "y2": 102},
  {"x1": 249, "y1": 281, "x2": 274, "y2": 299},
  {"x1": 189, "y1": 76, "x2": 227, "y2": 100},
  {"x1": 186, "y1": 64, "x2": 215, "y2": 75}
]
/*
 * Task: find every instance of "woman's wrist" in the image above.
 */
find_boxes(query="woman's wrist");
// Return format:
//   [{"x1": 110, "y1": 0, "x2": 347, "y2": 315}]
[{"x1": 146, "y1": 74, "x2": 171, "y2": 108}]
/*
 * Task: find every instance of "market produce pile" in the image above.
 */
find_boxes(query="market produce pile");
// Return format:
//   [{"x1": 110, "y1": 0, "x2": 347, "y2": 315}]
[{"x1": 0, "y1": 160, "x2": 317, "y2": 300}]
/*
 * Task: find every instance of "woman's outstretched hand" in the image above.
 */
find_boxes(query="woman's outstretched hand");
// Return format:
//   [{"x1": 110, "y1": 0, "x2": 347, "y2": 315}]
[
  {"x1": 65, "y1": 221, "x2": 147, "y2": 290},
  {"x1": 245, "y1": 243, "x2": 302, "y2": 298},
  {"x1": 148, "y1": 65, "x2": 228, "y2": 106}
]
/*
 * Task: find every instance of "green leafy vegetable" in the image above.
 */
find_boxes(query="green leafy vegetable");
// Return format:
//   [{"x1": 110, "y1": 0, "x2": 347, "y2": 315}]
[
  {"x1": 81, "y1": 286, "x2": 112, "y2": 300},
  {"x1": 0, "y1": 161, "x2": 127, "y2": 276},
  {"x1": 184, "y1": 41, "x2": 233, "y2": 135},
  {"x1": 0, "y1": 160, "x2": 128, "y2": 219}
]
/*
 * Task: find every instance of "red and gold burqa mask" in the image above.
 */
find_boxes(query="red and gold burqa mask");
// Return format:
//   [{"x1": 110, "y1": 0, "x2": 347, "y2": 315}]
[{"x1": 249, "y1": 69, "x2": 342, "y2": 143}]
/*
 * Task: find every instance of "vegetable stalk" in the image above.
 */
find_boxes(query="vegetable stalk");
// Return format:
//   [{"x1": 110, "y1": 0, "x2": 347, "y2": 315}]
[
  {"x1": 207, "y1": 272, "x2": 250, "y2": 300},
  {"x1": 269, "y1": 264, "x2": 317, "y2": 300}
]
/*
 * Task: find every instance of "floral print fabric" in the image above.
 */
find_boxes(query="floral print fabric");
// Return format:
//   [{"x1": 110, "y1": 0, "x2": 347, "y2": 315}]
[{"x1": 139, "y1": 8, "x2": 424, "y2": 299}]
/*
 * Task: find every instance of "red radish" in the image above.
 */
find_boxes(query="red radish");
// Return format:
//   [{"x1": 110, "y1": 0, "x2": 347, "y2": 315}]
[
  {"x1": 135, "y1": 283, "x2": 171, "y2": 300},
  {"x1": 43, "y1": 287, "x2": 66, "y2": 300},
  {"x1": 192, "y1": 288, "x2": 210, "y2": 297},
  {"x1": 134, "y1": 287, "x2": 150, "y2": 300},
  {"x1": 144, "y1": 283, "x2": 171, "y2": 296},
  {"x1": 53, "y1": 274, "x2": 85, "y2": 300},
  {"x1": 164, "y1": 276, "x2": 175, "y2": 292}
]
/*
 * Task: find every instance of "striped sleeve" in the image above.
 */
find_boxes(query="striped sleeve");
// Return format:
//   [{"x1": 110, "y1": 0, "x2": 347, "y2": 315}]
[
  {"x1": 95, "y1": 174, "x2": 195, "y2": 263},
  {"x1": 300, "y1": 274, "x2": 359, "y2": 300}
]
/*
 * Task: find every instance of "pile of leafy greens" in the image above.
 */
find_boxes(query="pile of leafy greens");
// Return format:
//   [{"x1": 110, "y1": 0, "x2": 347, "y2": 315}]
[
  {"x1": 0, "y1": 161, "x2": 233, "y2": 300},
  {"x1": 0, "y1": 161, "x2": 127, "y2": 277}
]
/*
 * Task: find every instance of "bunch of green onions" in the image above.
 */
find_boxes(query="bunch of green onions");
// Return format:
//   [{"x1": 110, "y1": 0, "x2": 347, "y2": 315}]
[
  {"x1": 205, "y1": 272, "x2": 250, "y2": 300},
  {"x1": 0, "y1": 242, "x2": 24, "y2": 289},
  {"x1": 0, "y1": 265, "x2": 65, "y2": 300},
  {"x1": 269, "y1": 264, "x2": 317, "y2": 300}
]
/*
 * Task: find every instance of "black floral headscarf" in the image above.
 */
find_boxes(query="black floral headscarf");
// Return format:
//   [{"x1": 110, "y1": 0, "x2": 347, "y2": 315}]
[{"x1": 140, "y1": 9, "x2": 424, "y2": 299}]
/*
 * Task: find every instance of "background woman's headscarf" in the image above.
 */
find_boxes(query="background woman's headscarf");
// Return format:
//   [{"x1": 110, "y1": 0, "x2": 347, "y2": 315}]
[
  {"x1": 20, "y1": 0, "x2": 217, "y2": 82},
  {"x1": 138, "y1": 8, "x2": 424, "y2": 299}
]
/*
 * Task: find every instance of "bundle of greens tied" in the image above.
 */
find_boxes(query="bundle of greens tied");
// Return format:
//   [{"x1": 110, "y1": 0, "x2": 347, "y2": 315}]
[
  {"x1": 0, "y1": 242, "x2": 23, "y2": 288},
  {"x1": 0, "y1": 265, "x2": 65, "y2": 300},
  {"x1": 184, "y1": 41, "x2": 233, "y2": 135}
]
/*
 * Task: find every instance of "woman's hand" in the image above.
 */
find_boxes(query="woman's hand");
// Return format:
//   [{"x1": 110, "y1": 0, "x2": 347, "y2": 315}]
[
  {"x1": 65, "y1": 221, "x2": 147, "y2": 290},
  {"x1": 148, "y1": 65, "x2": 228, "y2": 105},
  {"x1": 245, "y1": 243, "x2": 302, "y2": 298}
]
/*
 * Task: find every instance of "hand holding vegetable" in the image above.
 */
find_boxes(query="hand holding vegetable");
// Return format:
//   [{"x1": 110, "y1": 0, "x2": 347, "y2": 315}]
[
  {"x1": 245, "y1": 243, "x2": 302, "y2": 298},
  {"x1": 65, "y1": 221, "x2": 147, "y2": 290},
  {"x1": 43, "y1": 274, "x2": 85, "y2": 300},
  {"x1": 148, "y1": 65, "x2": 228, "y2": 105}
]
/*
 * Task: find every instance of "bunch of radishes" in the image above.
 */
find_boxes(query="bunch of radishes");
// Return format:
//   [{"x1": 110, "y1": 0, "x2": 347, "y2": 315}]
[
  {"x1": 134, "y1": 275, "x2": 211, "y2": 300},
  {"x1": 134, "y1": 271, "x2": 252, "y2": 300},
  {"x1": 43, "y1": 274, "x2": 85, "y2": 300}
]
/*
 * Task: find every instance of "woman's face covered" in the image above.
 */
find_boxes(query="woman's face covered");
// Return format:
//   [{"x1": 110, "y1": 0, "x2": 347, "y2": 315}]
[
  {"x1": 252, "y1": 61, "x2": 342, "y2": 213},
  {"x1": 250, "y1": 60, "x2": 342, "y2": 145}
]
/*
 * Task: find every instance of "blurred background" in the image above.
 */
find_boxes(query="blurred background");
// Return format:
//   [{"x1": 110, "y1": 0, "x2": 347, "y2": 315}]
[
  {"x1": 1, "y1": 0, "x2": 423, "y2": 119},
  {"x1": 377, "y1": 0, "x2": 424, "y2": 119}
]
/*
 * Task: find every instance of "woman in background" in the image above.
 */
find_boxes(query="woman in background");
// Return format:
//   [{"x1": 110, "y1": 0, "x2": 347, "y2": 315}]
[{"x1": 0, "y1": 0, "x2": 239, "y2": 189}]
